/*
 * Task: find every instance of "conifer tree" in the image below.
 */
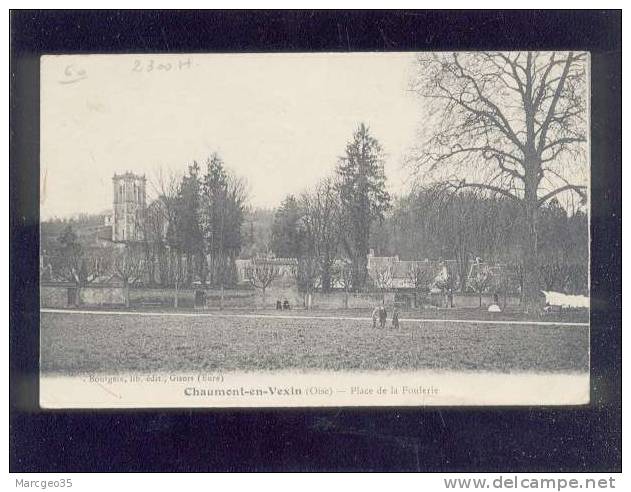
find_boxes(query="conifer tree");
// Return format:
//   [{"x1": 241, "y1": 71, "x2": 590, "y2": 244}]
[{"x1": 336, "y1": 123, "x2": 390, "y2": 291}]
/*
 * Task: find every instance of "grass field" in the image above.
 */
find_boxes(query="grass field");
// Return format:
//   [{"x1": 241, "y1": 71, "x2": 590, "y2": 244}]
[{"x1": 40, "y1": 311, "x2": 589, "y2": 375}]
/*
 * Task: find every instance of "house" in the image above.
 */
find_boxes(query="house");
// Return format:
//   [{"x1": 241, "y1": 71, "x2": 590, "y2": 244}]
[
  {"x1": 366, "y1": 250, "x2": 455, "y2": 291},
  {"x1": 235, "y1": 256, "x2": 298, "y2": 287}
]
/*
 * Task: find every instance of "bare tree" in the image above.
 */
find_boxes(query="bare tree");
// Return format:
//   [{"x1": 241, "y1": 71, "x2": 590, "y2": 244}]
[
  {"x1": 494, "y1": 264, "x2": 517, "y2": 310},
  {"x1": 171, "y1": 252, "x2": 185, "y2": 309},
  {"x1": 407, "y1": 262, "x2": 436, "y2": 311},
  {"x1": 52, "y1": 225, "x2": 109, "y2": 305},
  {"x1": 332, "y1": 260, "x2": 354, "y2": 308},
  {"x1": 409, "y1": 51, "x2": 588, "y2": 309},
  {"x1": 511, "y1": 263, "x2": 526, "y2": 305},
  {"x1": 56, "y1": 250, "x2": 109, "y2": 287},
  {"x1": 140, "y1": 200, "x2": 168, "y2": 286},
  {"x1": 150, "y1": 168, "x2": 181, "y2": 287},
  {"x1": 112, "y1": 245, "x2": 146, "y2": 308},
  {"x1": 372, "y1": 264, "x2": 393, "y2": 303},
  {"x1": 151, "y1": 170, "x2": 190, "y2": 305},
  {"x1": 300, "y1": 177, "x2": 341, "y2": 293},
  {"x1": 424, "y1": 188, "x2": 500, "y2": 292},
  {"x1": 295, "y1": 257, "x2": 319, "y2": 309},
  {"x1": 245, "y1": 260, "x2": 279, "y2": 306},
  {"x1": 434, "y1": 264, "x2": 457, "y2": 308},
  {"x1": 469, "y1": 266, "x2": 492, "y2": 308}
]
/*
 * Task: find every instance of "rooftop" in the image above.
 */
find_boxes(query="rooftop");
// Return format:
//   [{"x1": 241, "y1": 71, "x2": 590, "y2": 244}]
[{"x1": 113, "y1": 172, "x2": 146, "y2": 181}]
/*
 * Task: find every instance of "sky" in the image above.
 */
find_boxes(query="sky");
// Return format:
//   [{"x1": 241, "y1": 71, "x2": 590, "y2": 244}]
[{"x1": 40, "y1": 53, "x2": 423, "y2": 219}]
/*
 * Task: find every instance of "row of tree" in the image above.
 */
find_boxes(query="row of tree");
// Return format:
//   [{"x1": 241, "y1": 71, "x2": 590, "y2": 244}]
[
  {"x1": 44, "y1": 153, "x2": 248, "y2": 295},
  {"x1": 46, "y1": 226, "x2": 146, "y2": 306},
  {"x1": 250, "y1": 51, "x2": 592, "y2": 309},
  {"x1": 142, "y1": 124, "x2": 392, "y2": 294},
  {"x1": 371, "y1": 190, "x2": 588, "y2": 295},
  {"x1": 142, "y1": 153, "x2": 248, "y2": 288},
  {"x1": 269, "y1": 123, "x2": 391, "y2": 293},
  {"x1": 43, "y1": 51, "x2": 590, "y2": 311},
  {"x1": 45, "y1": 122, "x2": 587, "y2": 302},
  {"x1": 407, "y1": 51, "x2": 588, "y2": 308}
]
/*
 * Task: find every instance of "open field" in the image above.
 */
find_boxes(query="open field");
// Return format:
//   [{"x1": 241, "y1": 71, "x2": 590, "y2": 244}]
[
  {"x1": 40, "y1": 310, "x2": 589, "y2": 375},
  {"x1": 41, "y1": 303, "x2": 591, "y2": 323}
]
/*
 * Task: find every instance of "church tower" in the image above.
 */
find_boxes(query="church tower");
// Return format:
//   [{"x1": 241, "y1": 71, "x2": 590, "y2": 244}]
[{"x1": 112, "y1": 172, "x2": 146, "y2": 242}]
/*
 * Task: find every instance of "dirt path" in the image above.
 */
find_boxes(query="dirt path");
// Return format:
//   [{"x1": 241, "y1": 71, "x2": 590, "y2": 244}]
[{"x1": 40, "y1": 308, "x2": 589, "y2": 327}]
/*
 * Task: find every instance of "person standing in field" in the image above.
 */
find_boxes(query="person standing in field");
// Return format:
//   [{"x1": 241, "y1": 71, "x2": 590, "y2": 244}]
[
  {"x1": 392, "y1": 307, "x2": 400, "y2": 330},
  {"x1": 372, "y1": 306, "x2": 379, "y2": 329},
  {"x1": 379, "y1": 306, "x2": 387, "y2": 329}
]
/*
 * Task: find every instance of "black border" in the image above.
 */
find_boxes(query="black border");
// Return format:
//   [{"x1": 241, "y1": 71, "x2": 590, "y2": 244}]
[{"x1": 10, "y1": 10, "x2": 622, "y2": 472}]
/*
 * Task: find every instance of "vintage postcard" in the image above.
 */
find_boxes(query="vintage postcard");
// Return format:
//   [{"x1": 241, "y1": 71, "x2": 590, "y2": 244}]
[{"x1": 39, "y1": 52, "x2": 590, "y2": 408}]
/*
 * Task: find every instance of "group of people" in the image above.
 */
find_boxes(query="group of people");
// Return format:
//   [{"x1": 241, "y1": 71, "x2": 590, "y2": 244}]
[
  {"x1": 371, "y1": 305, "x2": 400, "y2": 330},
  {"x1": 275, "y1": 299, "x2": 291, "y2": 310}
]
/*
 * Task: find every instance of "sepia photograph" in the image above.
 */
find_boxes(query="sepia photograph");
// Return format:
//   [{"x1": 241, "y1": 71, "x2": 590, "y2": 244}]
[{"x1": 38, "y1": 51, "x2": 590, "y2": 408}]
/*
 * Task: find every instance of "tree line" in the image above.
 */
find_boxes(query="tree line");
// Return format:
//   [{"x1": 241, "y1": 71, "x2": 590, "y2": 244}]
[
  {"x1": 407, "y1": 51, "x2": 588, "y2": 308},
  {"x1": 154, "y1": 153, "x2": 248, "y2": 288},
  {"x1": 267, "y1": 51, "x2": 589, "y2": 307},
  {"x1": 43, "y1": 120, "x2": 587, "y2": 301},
  {"x1": 269, "y1": 166, "x2": 587, "y2": 298},
  {"x1": 373, "y1": 191, "x2": 588, "y2": 296},
  {"x1": 42, "y1": 51, "x2": 589, "y2": 310},
  {"x1": 44, "y1": 153, "x2": 248, "y2": 298},
  {"x1": 269, "y1": 122, "x2": 391, "y2": 294}
]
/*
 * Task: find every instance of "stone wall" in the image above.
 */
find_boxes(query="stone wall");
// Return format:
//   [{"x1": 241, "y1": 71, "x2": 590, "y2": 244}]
[
  {"x1": 129, "y1": 288, "x2": 195, "y2": 308},
  {"x1": 204, "y1": 289, "x2": 257, "y2": 308},
  {"x1": 40, "y1": 284, "x2": 521, "y2": 311},
  {"x1": 40, "y1": 284, "x2": 126, "y2": 307},
  {"x1": 79, "y1": 286, "x2": 126, "y2": 306},
  {"x1": 40, "y1": 285, "x2": 70, "y2": 308},
  {"x1": 425, "y1": 292, "x2": 521, "y2": 309},
  {"x1": 128, "y1": 288, "x2": 257, "y2": 308},
  {"x1": 254, "y1": 285, "x2": 303, "y2": 309},
  {"x1": 308, "y1": 292, "x2": 395, "y2": 309}
]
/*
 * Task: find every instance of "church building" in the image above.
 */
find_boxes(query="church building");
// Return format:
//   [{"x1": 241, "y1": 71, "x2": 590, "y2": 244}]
[{"x1": 112, "y1": 172, "x2": 147, "y2": 242}]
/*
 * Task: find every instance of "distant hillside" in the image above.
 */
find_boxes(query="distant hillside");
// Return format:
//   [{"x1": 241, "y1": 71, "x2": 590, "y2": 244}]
[{"x1": 40, "y1": 213, "x2": 110, "y2": 252}]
